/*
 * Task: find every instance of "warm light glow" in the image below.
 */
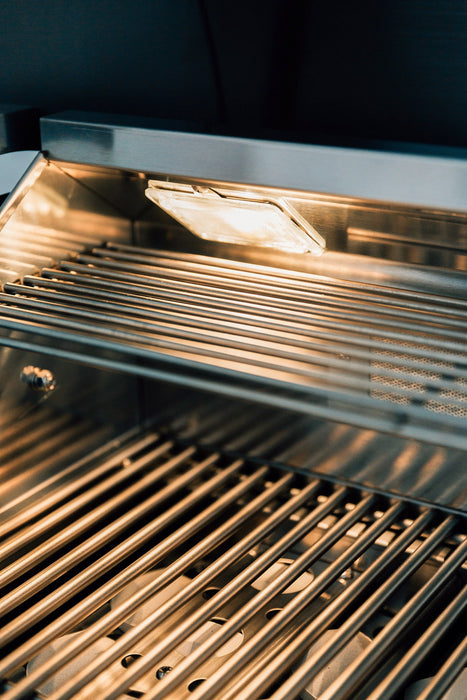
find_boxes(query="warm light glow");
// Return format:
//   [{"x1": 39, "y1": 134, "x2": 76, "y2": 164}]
[{"x1": 145, "y1": 181, "x2": 325, "y2": 254}]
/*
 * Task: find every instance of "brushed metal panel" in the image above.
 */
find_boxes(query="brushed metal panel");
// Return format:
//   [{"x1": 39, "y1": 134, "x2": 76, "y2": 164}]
[{"x1": 41, "y1": 111, "x2": 467, "y2": 212}]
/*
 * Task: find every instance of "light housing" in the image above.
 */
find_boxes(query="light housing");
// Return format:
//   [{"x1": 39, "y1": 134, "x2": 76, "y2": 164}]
[{"x1": 145, "y1": 180, "x2": 325, "y2": 255}]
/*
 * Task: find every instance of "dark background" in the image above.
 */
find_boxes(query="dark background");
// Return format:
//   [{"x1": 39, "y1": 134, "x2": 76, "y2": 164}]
[{"x1": 1, "y1": 0, "x2": 466, "y2": 148}]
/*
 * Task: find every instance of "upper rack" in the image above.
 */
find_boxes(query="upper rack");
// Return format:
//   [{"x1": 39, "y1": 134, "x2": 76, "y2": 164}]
[{"x1": 0, "y1": 243, "x2": 466, "y2": 451}]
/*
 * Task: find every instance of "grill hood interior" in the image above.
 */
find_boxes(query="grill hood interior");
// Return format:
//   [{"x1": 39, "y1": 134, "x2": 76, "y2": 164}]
[
  {"x1": 0, "y1": 114, "x2": 466, "y2": 510},
  {"x1": 0, "y1": 113, "x2": 465, "y2": 700}
]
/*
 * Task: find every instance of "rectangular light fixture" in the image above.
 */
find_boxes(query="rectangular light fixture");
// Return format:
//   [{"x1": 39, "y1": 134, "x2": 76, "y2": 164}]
[{"x1": 145, "y1": 180, "x2": 325, "y2": 255}]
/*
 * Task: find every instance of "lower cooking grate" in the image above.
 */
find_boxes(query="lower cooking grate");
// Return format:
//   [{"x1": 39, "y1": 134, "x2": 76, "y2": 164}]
[{"x1": 0, "y1": 425, "x2": 465, "y2": 700}]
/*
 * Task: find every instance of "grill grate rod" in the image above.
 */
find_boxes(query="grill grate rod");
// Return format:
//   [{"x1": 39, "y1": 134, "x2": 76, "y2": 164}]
[
  {"x1": 26, "y1": 474, "x2": 317, "y2": 700},
  {"x1": 80, "y1": 251, "x2": 467, "y2": 337},
  {"x1": 29, "y1": 268, "x2": 467, "y2": 381},
  {"x1": 0, "y1": 432, "x2": 165, "y2": 562},
  {"x1": 0, "y1": 440, "x2": 184, "y2": 597},
  {"x1": 176, "y1": 507, "x2": 437, "y2": 700},
  {"x1": 0, "y1": 454, "x2": 252, "y2": 664},
  {"x1": 104, "y1": 243, "x2": 467, "y2": 313},
  {"x1": 1, "y1": 417, "x2": 464, "y2": 700},
  {"x1": 1, "y1": 304, "x2": 467, "y2": 424},
  {"x1": 137, "y1": 499, "x2": 402, "y2": 700},
  {"x1": 20, "y1": 258, "x2": 467, "y2": 356},
  {"x1": 84, "y1": 247, "x2": 467, "y2": 331},
  {"x1": 2, "y1": 245, "x2": 467, "y2": 448},
  {"x1": 55, "y1": 256, "x2": 467, "y2": 345},
  {"x1": 207, "y1": 510, "x2": 436, "y2": 700},
  {"x1": 367, "y1": 584, "x2": 467, "y2": 700},
  {"x1": 94, "y1": 492, "x2": 373, "y2": 700},
  {"x1": 0, "y1": 426, "x2": 158, "y2": 534},
  {"x1": 84, "y1": 249, "x2": 465, "y2": 327},
  {"x1": 2, "y1": 330, "x2": 467, "y2": 456},
  {"x1": 0, "y1": 456, "x2": 268, "y2": 684},
  {"x1": 4, "y1": 287, "x2": 467, "y2": 395},
  {"x1": 317, "y1": 534, "x2": 467, "y2": 700},
  {"x1": 18, "y1": 273, "x2": 467, "y2": 384},
  {"x1": 3, "y1": 304, "x2": 466, "y2": 419},
  {"x1": 35, "y1": 265, "x2": 467, "y2": 342},
  {"x1": 7, "y1": 281, "x2": 467, "y2": 393},
  {"x1": 48, "y1": 486, "x2": 352, "y2": 700},
  {"x1": 257, "y1": 516, "x2": 460, "y2": 700},
  {"x1": 2, "y1": 467, "x2": 304, "y2": 698},
  {"x1": 417, "y1": 635, "x2": 467, "y2": 700}
]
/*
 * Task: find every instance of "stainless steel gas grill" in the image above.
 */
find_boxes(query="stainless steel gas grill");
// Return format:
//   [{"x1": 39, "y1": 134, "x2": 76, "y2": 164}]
[{"x1": 0, "y1": 112, "x2": 466, "y2": 699}]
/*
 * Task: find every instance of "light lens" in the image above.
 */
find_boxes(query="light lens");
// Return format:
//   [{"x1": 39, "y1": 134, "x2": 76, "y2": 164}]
[{"x1": 145, "y1": 183, "x2": 324, "y2": 255}]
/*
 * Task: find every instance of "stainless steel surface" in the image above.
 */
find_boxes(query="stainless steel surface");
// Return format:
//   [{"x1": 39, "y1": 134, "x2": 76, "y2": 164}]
[
  {"x1": 0, "y1": 403, "x2": 114, "y2": 510},
  {"x1": 0, "y1": 114, "x2": 466, "y2": 699},
  {"x1": 416, "y1": 641, "x2": 467, "y2": 700},
  {"x1": 40, "y1": 111, "x2": 467, "y2": 212},
  {"x1": 0, "y1": 151, "x2": 39, "y2": 196},
  {"x1": 4, "y1": 150, "x2": 466, "y2": 277},
  {"x1": 0, "y1": 423, "x2": 465, "y2": 700},
  {"x1": 366, "y1": 586, "x2": 467, "y2": 700},
  {"x1": 0, "y1": 155, "x2": 130, "y2": 282},
  {"x1": 1, "y1": 244, "x2": 466, "y2": 460}
]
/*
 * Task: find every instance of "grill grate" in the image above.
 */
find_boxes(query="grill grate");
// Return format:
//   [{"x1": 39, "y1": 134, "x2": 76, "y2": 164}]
[
  {"x1": 0, "y1": 403, "x2": 114, "y2": 515},
  {"x1": 1, "y1": 244, "x2": 467, "y2": 450},
  {"x1": 0, "y1": 223, "x2": 105, "y2": 285},
  {"x1": 0, "y1": 424, "x2": 465, "y2": 700}
]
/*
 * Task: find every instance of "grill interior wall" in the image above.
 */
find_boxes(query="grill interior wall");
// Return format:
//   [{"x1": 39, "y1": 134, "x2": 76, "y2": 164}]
[
  {"x1": 0, "y1": 157, "x2": 467, "y2": 509},
  {"x1": 0, "y1": 157, "x2": 466, "y2": 699}
]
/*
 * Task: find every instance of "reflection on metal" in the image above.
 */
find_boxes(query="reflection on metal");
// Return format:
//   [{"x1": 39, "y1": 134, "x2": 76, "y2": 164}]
[
  {"x1": 0, "y1": 157, "x2": 130, "y2": 284},
  {"x1": 1, "y1": 243, "x2": 466, "y2": 453},
  {"x1": 40, "y1": 111, "x2": 467, "y2": 212},
  {"x1": 0, "y1": 423, "x2": 464, "y2": 699},
  {"x1": 405, "y1": 671, "x2": 467, "y2": 700},
  {"x1": 145, "y1": 180, "x2": 325, "y2": 254},
  {"x1": 0, "y1": 151, "x2": 40, "y2": 197},
  {"x1": 0, "y1": 110, "x2": 465, "y2": 700},
  {"x1": 300, "y1": 629, "x2": 372, "y2": 699},
  {"x1": 20, "y1": 365, "x2": 56, "y2": 393}
]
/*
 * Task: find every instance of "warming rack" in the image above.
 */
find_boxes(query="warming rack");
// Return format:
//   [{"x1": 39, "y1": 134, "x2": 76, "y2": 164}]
[{"x1": 0, "y1": 243, "x2": 466, "y2": 450}]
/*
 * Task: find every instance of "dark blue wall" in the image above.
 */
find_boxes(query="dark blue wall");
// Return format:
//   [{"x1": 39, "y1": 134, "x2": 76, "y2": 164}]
[{"x1": 0, "y1": 0, "x2": 466, "y2": 147}]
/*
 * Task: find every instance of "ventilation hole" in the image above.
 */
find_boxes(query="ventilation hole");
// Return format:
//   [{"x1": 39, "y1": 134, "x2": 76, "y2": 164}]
[
  {"x1": 126, "y1": 691, "x2": 144, "y2": 699},
  {"x1": 121, "y1": 654, "x2": 142, "y2": 668},
  {"x1": 265, "y1": 608, "x2": 282, "y2": 620},
  {"x1": 188, "y1": 679, "x2": 206, "y2": 692},
  {"x1": 156, "y1": 666, "x2": 173, "y2": 680},
  {"x1": 202, "y1": 587, "x2": 220, "y2": 600}
]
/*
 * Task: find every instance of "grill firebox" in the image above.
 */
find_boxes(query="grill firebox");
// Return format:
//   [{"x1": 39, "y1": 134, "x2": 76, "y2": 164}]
[
  {"x1": 0, "y1": 422, "x2": 466, "y2": 700},
  {"x1": 0, "y1": 114, "x2": 466, "y2": 698}
]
